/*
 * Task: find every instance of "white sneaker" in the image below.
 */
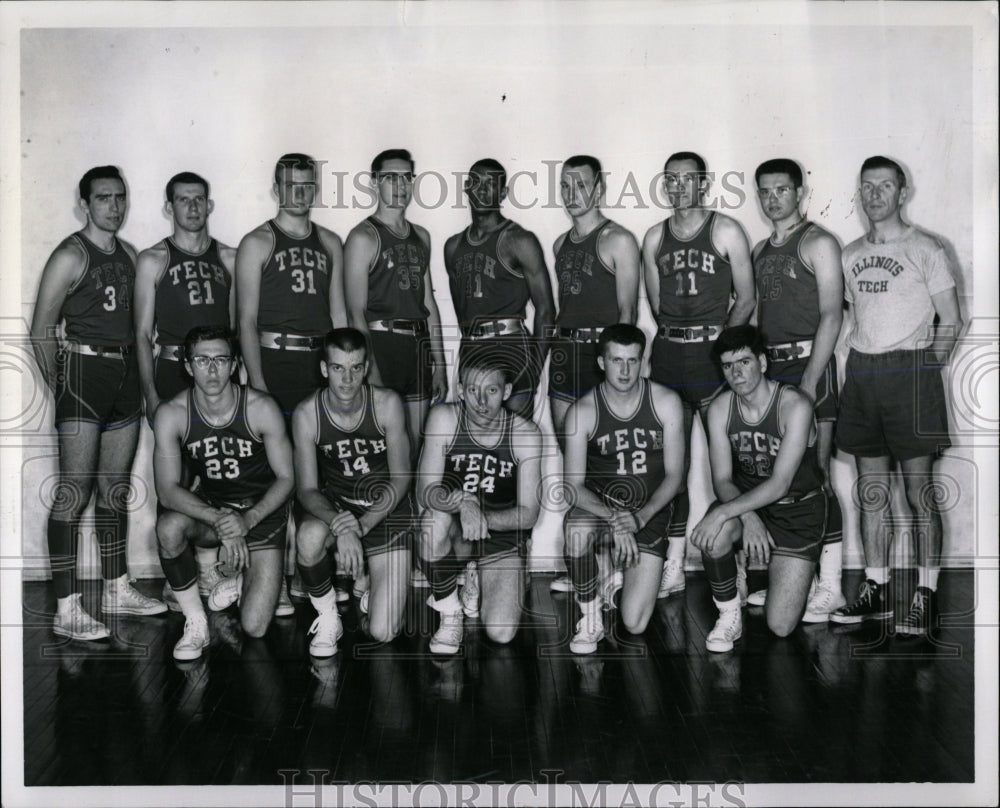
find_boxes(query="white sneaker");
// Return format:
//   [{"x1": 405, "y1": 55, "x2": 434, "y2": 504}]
[
  {"x1": 802, "y1": 580, "x2": 847, "y2": 623},
  {"x1": 274, "y1": 579, "x2": 295, "y2": 617},
  {"x1": 569, "y1": 602, "x2": 605, "y2": 654},
  {"x1": 736, "y1": 561, "x2": 749, "y2": 608},
  {"x1": 102, "y1": 578, "x2": 168, "y2": 616},
  {"x1": 429, "y1": 610, "x2": 464, "y2": 655},
  {"x1": 53, "y1": 594, "x2": 109, "y2": 641},
  {"x1": 173, "y1": 615, "x2": 210, "y2": 661},
  {"x1": 208, "y1": 573, "x2": 243, "y2": 611},
  {"x1": 307, "y1": 608, "x2": 344, "y2": 658},
  {"x1": 358, "y1": 590, "x2": 370, "y2": 615},
  {"x1": 461, "y1": 562, "x2": 480, "y2": 619},
  {"x1": 657, "y1": 558, "x2": 686, "y2": 599},
  {"x1": 746, "y1": 588, "x2": 767, "y2": 607},
  {"x1": 550, "y1": 574, "x2": 573, "y2": 593},
  {"x1": 600, "y1": 567, "x2": 623, "y2": 611},
  {"x1": 352, "y1": 572, "x2": 370, "y2": 601},
  {"x1": 162, "y1": 581, "x2": 182, "y2": 613},
  {"x1": 705, "y1": 605, "x2": 742, "y2": 653},
  {"x1": 198, "y1": 564, "x2": 227, "y2": 600}
]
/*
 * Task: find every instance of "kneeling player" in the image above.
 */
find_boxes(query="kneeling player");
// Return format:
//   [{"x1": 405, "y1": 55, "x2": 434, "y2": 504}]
[
  {"x1": 562, "y1": 324, "x2": 684, "y2": 654},
  {"x1": 154, "y1": 326, "x2": 294, "y2": 660},
  {"x1": 691, "y1": 325, "x2": 826, "y2": 652},
  {"x1": 292, "y1": 328, "x2": 413, "y2": 656},
  {"x1": 417, "y1": 349, "x2": 543, "y2": 654}
]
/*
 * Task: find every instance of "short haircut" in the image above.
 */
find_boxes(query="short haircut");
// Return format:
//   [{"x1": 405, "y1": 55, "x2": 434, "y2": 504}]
[
  {"x1": 371, "y1": 148, "x2": 414, "y2": 175},
  {"x1": 184, "y1": 325, "x2": 238, "y2": 361},
  {"x1": 274, "y1": 153, "x2": 316, "y2": 184},
  {"x1": 598, "y1": 323, "x2": 647, "y2": 357},
  {"x1": 79, "y1": 166, "x2": 124, "y2": 200},
  {"x1": 664, "y1": 151, "x2": 707, "y2": 174},
  {"x1": 711, "y1": 325, "x2": 768, "y2": 363},
  {"x1": 563, "y1": 155, "x2": 603, "y2": 184},
  {"x1": 755, "y1": 158, "x2": 803, "y2": 188},
  {"x1": 324, "y1": 327, "x2": 368, "y2": 358},
  {"x1": 166, "y1": 171, "x2": 209, "y2": 202},
  {"x1": 469, "y1": 158, "x2": 507, "y2": 188},
  {"x1": 860, "y1": 155, "x2": 907, "y2": 188},
  {"x1": 458, "y1": 344, "x2": 513, "y2": 385}
]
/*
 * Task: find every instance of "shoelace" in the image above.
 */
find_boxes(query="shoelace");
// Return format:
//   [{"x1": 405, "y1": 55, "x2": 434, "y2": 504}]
[{"x1": 904, "y1": 592, "x2": 928, "y2": 622}]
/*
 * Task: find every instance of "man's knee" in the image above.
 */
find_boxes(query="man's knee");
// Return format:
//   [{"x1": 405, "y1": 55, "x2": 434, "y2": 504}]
[
  {"x1": 241, "y1": 610, "x2": 272, "y2": 639},
  {"x1": 419, "y1": 509, "x2": 452, "y2": 557},
  {"x1": 622, "y1": 603, "x2": 653, "y2": 636},
  {"x1": 903, "y1": 475, "x2": 939, "y2": 517},
  {"x1": 97, "y1": 476, "x2": 132, "y2": 511},
  {"x1": 51, "y1": 478, "x2": 94, "y2": 520},
  {"x1": 156, "y1": 513, "x2": 189, "y2": 556},
  {"x1": 296, "y1": 519, "x2": 330, "y2": 563},
  {"x1": 367, "y1": 612, "x2": 400, "y2": 644},
  {"x1": 564, "y1": 517, "x2": 596, "y2": 556},
  {"x1": 766, "y1": 612, "x2": 797, "y2": 638},
  {"x1": 484, "y1": 621, "x2": 518, "y2": 645}
]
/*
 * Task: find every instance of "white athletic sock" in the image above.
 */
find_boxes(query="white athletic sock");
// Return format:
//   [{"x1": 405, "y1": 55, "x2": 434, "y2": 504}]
[
  {"x1": 818, "y1": 542, "x2": 843, "y2": 585},
  {"x1": 310, "y1": 590, "x2": 337, "y2": 614},
  {"x1": 713, "y1": 595, "x2": 741, "y2": 612},
  {"x1": 865, "y1": 566, "x2": 889, "y2": 585},
  {"x1": 918, "y1": 566, "x2": 940, "y2": 592},
  {"x1": 430, "y1": 590, "x2": 461, "y2": 614},
  {"x1": 195, "y1": 545, "x2": 217, "y2": 573}
]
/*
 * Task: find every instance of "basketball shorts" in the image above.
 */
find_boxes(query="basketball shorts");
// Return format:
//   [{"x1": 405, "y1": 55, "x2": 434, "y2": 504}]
[
  {"x1": 154, "y1": 354, "x2": 190, "y2": 402},
  {"x1": 768, "y1": 355, "x2": 839, "y2": 422},
  {"x1": 353, "y1": 495, "x2": 414, "y2": 556},
  {"x1": 649, "y1": 336, "x2": 725, "y2": 411},
  {"x1": 836, "y1": 348, "x2": 951, "y2": 461},
  {"x1": 564, "y1": 503, "x2": 672, "y2": 559},
  {"x1": 260, "y1": 346, "x2": 325, "y2": 425},
  {"x1": 548, "y1": 339, "x2": 602, "y2": 403},
  {"x1": 369, "y1": 330, "x2": 434, "y2": 402},
  {"x1": 759, "y1": 493, "x2": 826, "y2": 563},
  {"x1": 201, "y1": 496, "x2": 290, "y2": 552},
  {"x1": 54, "y1": 349, "x2": 141, "y2": 429},
  {"x1": 459, "y1": 334, "x2": 542, "y2": 404}
]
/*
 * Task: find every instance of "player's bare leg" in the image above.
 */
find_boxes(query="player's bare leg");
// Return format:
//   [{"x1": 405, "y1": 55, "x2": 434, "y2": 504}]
[
  {"x1": 365, "y1": 547, "x2": 411, "y2": 643},
  {"x1": 478, "y1": 552, "x2": 525, "y2": 645},
  {"x1": 620, "y1": 552, "x2": 665, "y2": 635},
  {"x1": 764, "y1": 554, "x2": 815, "y2": 637}
]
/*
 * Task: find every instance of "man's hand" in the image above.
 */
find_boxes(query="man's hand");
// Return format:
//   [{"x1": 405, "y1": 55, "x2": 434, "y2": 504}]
[
  {"x1": 611, "y1": 527, "x2": 639, "y2": 569},
  {"x1": 431, "y1": 365, "x2": 448, "y2": 404},
  {"x1": 328, "y1": 510, "x2": 362, "y2": 539},
  {"x1": 459, "y1": 497, "x2": 489, "y2": 542},
  {"x1": 334, "y1": 529, "x2": 364, "y2": 579},
  {"x1": 608, "y1": 508, "x2": 640, "y2": 536},
  {"x1": 213, "y1": 510, "x2": 252, "y2": 572},
  {"x1": 741, "y1": 511, "x2": 774, "y2": 565},
  {"x1": 691, "y1": 507, "x2": 730, "y2": 554}
]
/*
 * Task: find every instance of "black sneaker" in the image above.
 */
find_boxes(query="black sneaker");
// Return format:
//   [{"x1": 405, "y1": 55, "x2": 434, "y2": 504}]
[
  {"x1": 895, "y1": 586, "x2": 935, "y2": 637},
  {"x1": 829, "y1": 579, "x2": 892, "y2": 624}
]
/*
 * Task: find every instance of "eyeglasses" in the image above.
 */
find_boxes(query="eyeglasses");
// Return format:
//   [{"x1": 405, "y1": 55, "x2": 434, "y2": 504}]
[
  {"x1": 377, "y1": 172, "x2": 414, "y2": 185},
  {"x1": 190, "y1": 354, "x2": 234, "y2": 370},
  {"x1": 757, "y1": 186, "x2": 795, "y2": 200}
]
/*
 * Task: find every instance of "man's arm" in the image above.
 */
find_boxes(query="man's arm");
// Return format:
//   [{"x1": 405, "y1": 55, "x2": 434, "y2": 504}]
[
  {"x1": 480, "y1": 418, "x2": 543, "y2": 533},
  {"x1": 133, "y1": 243, "x2": 168, "y2": 420},
  {"x1": 716, "y1": 216, "x2": 755, "y2": 327},
  {"x1": 216, "y1": 242, "x2": 237, "y2": 329},
  {"x1": 318, "y1": 226, "x2": 347, "y2": 328},
  {"x1": 29, "y1": 239, "x2": 84, "y2": 391},
  {"x1": 704, "y1": 392, "x2": 742, "y2": 504},
  {"x1": 641, "y1": 224, "x2": 662, "y2": 324},
  {"x1": 344, "y1": 223, "x2": 382, "y2": 384},
  {"x1": 153, "y1": 399, "x2": 226, "y2": 524},
  {"x1": 415, "y1": 225, "x2": 448, "y2": 403},
  {"x1": 244, "y1": 389, "x2": 296, "y2": 528},
  {"x1": 632, "y1": 385, "x2": 685, "y2": 530},
  {"x1": 235, "y1": 227, "x2": 270, "y2": 390},
  {"x1": 356, "y1": 388, "x2": 412, "y2": 534},
  {"x1": 292, "y1": 394, "x2": 340, "y2": 527},
  {"x1": 930, "y1": 287, "x2": 964, "y2": 364},
  {"x1": 599, "y1": 224, "x2": 640, "y2": 325},
  {"x1": 415, "y1": 404, "x2": 457, "y2": 512},
  {"x1": 563, "y1": 395, "x2": 615, "y2": 520},
  {"x1": 799, "y1": 229, "x2": 844, "y2": 398},
  {"x1": 506, "y1": 227, "x2": 555, "y2": 362}
]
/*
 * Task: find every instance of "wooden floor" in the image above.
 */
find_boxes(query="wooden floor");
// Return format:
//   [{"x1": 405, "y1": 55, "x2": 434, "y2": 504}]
[{"x1": 21, "y1": 570, "x2": 974, "y2": 786}]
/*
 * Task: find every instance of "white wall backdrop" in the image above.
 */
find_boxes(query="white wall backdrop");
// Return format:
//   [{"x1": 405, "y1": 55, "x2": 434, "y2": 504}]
[{"x1": 6, "y1": 3, "x2": 996, "y2": 581}]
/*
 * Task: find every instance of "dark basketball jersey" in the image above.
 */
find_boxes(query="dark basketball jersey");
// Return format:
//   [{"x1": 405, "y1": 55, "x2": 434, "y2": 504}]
[
  {"x1": 585, "y1": 380, "x2": 666, "y2": 511},
  {"x1": 154, "y1": 238, "x2": 231, "y2": 344},
  {"x1": 442, "y1": 408, "x2": 522, "y2": 544},
  {"x1": 257, "y1": 220, "x2": 333, "y2": 335},
  {"x1": 61, "y1": 233, "x2": 135, "y2": 344},
  {"x1": 754, "y1": 222, "x2": 821, "y2": 343},
  {"x1": 183, "y1": 384, "x2": 276, "y2": 503},
  {"x1": 448, "y1": 220, "x2": 529, "y2": 328},
  {"x1": 726, "y1": 384, "x2": 822, "y2": 499},
  {"x1": 554, "y1": 220, "x2": 618, "y2": 329},
  {"x1": 654, "y1": 212, "x2": 732, "y2": 326},
  {"x1": 313, "y1": 386, "x2": 390, "y2": 516},
  {"x1": 364, "y1": 217, "x2": 430, "y2": 321}
]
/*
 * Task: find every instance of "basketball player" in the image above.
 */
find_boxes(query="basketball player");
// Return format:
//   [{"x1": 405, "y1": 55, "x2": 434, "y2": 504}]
[
  {"x1": 417, "y1": 347, "x2": 543, "y2": 654},
  {"x1": 561, "y1": 324, "x2": 685, "y2": 654},
  {"x1": 831, "y1": 157, "x2": 962, "y2": 636},
  {"x1": 642, "y1": 151, "x2": 755, "y2": 601},
  {"x1": 691, "y1": 325, "x2": 828, "y2": 652},
  {"x1": 344, "y1": 148, "x2": 448, "y2": 465},
  {"x1": 154, "y1": 326, "x2": 295, "y2": 660},
  {"x1": 292, "y1": 328, "x2": 413, "y2": 656},
  {"x1": 748, "y1": 158, "x2": 846, "y2": 621},
  {"x1": 445, "y1": 158, "x2": 555, "y2": 419},
  {"x1": 549, "y1": 155, "x2": 641, "y2": 435},
  {"x1": 30, "y1": 166, "x2": 166, "y2": 641}
]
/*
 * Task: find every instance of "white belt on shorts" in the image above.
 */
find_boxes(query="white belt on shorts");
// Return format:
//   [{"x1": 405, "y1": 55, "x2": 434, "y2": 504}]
[
  {"x1": 775, "y1": 487, "x2": 822, "y2": 506},
  {"x1": 63, "y1": 342, "x2": 133, "y2": 357},
  {"x1": 767, "y1": 340, "x2": 813, "y2": 362},
  {"x1": 657, "y1": 324, "x2": 722, "y2": 343},
  {"x1": 548, "y1": 326, "x2": 604, "y2": 343},
  {"x1": 259, "y1": 331, "x2": 324, "y2": 351},
  {"x1": 157, "y1": 344, "x2": 184, "y2": 361},
  {"x1": 467, "y1": 317, "x2": 526, "y2": 340},
  {"x1": 367, "y1": 319, "x2": 428, "y2": 336}
]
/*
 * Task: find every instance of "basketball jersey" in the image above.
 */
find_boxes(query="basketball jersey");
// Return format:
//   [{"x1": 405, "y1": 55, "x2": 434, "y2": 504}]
[
  {"x1": 554, "y1": 220, "x2": 618, "y2": 329},
  {"x1": 726, "y1": 384, "x2": 822, "y2": 499},
  {"x1": 448, "y1": 220, "x2": 529, "y2": 328},
  {"x1": 364, "y1": 217, "x2": 430, "y2": 321},
  {"x1": 313, "y1": 386, "x2": 391, "y2": 516},
  {"x1": 442, "y1": 408, "x2": 522, "y2": 544},
  {"x1": 257, "y1": 220, "x2": 333, "y2": 334},
  {"x1": 61, "y1": 232, "x2": 135, "y2": 344},
  {"x1": 754, "y1": 222, "x2": 821, "y2": 344},
  {"x1": 154, "y1": 238, "x2": 231, "y2": 344},
  {"x1": 585, "y1": 380, "x2": 666, "y2": 511},
  {"x1": 654, "y1": 212, "x2": 732, "y2": 326},
  {"x1": 183, "y1": 384, "x2": 276, "y2": 503}
]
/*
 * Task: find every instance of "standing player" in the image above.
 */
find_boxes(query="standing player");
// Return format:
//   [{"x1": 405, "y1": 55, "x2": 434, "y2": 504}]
[
  {"x1": 642, "y1": 151, "x2": 755, "y2": 600},
  {"x1": 561, "y1": 325, "x2": 685, "y2": 653},
  {"x1": 445, "y1": 158, "x2": 555, "y2": 419},
  {"x1": 30, "y1": 166, "x2": 165, "y2": 641},
  {"x1": 748, "y1": 158, "x2": 846, "y2": 621},
  {"x1": 154, "y1": 326, "x2": 295, "y2": 660},
  {"x1": 291, "y1": 328, "x2": 413, "y2": 656},
  {"x1": 691, "y1": 326, "x2": 828, "y2": 652},
  {"x1": 344, "y1": 148, "x2": 448, "y2": 464},
  {"x1": 417, "y1": 348, "x2": 543, "y2": 654},
  {"x1": 831, "y1": 157, "x2": 962, "y2": 636}
]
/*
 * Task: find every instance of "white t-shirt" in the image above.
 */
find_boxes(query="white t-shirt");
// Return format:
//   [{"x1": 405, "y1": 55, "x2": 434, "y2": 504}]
[{"x1": 842, "y1": 225, "x2": 956, "y2": 353}]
